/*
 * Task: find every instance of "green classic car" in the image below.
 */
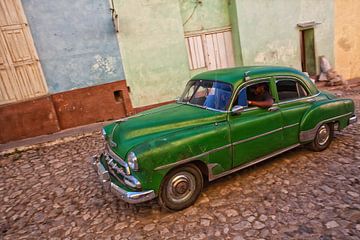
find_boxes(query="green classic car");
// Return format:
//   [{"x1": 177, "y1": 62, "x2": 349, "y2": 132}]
[{"x1": 90, "y1": 66, "x2": 357, "y2": 211}]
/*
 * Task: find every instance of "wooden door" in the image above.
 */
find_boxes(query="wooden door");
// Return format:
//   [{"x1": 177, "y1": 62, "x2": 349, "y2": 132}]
[
  {"x1": 185, "y1": 29, "x2": 235, "y2": 71},
  {"x1": 205, "y1": 31, "x2": 235, "y2": 70},
  {"x1": 300, "y1": 28, "x2": 316, "y2": 76},
  {"x1": 0, "y1": 0, "x2": 47, "y2": 104}
]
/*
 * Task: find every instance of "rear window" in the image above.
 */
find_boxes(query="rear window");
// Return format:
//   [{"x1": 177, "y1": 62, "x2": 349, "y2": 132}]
[{"x1": 276, "y1": 80, "x2": 308, "y2": 101}]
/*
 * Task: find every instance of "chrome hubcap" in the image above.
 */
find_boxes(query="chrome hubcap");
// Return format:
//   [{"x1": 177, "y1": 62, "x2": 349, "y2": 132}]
[
  {"x1": 167, "y1": 172, "x2": 196, "y2": 203},
  {"x1": 317, "y1": 124, "x2": 330, "y2": 146}
]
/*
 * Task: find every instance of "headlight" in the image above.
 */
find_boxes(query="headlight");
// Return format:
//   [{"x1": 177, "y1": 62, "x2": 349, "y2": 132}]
[
  {"x1": 101, "y1": 128, "x2": 106, "y2": 140},
  {"x1": 127, "y1": 152, "x2": 138, "y2": 171}
]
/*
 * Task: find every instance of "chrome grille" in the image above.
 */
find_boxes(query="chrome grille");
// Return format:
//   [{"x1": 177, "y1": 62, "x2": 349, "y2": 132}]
[{"x1": 104, "y1": 144, "x2": 130, "y2": 175}]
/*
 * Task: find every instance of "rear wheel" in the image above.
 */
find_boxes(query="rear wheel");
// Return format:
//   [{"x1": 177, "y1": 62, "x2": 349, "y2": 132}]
[
  {"x1": 159, "y1": 164, "x2": 203, "y2": 211},
  {"x1": 310, "y1": 123, "x2": 333, "y2": 151}
]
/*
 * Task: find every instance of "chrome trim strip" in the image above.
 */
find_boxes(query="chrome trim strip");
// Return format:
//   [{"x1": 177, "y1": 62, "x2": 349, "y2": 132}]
[
  {"x1": 232, "y1": 127, "x2": 283, "y2": 146},
  {"x1": 299, "y1": 112, "x2": 353, "y2": 142},
  {"x1": 277, "y1": 92, "x2": 320, "y2": 105},
  {"x1": 349, "y1": 115, "x2": 357, "y2": 124},
  {"x1": 283, "y1": 123, "x2": 299, "y2": 129},
  {"x1": 208, "y1": 144, "x2": 300, "y2": 181}
]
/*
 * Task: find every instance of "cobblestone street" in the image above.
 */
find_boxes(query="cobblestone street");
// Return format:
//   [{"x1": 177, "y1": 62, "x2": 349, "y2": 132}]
[{"x1": 1, "y1": 88, "x2": 360, "y2": 240}]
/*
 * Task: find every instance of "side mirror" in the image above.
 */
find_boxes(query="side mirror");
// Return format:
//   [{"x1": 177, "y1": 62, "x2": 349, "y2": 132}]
[{"x1": 231, "y1": 105, "x2": 245, "y2": 115}]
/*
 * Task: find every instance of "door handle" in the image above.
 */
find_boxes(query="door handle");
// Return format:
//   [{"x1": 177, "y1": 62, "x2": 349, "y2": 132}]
[{"x1": 268, "y1": 106, "x2": 279, "y2": 112}]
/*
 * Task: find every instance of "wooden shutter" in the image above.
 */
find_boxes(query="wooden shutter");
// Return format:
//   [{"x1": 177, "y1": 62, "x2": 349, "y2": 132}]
[
  {"x1": 205, "y1": 30, "x2": 235, "y2": 70},
  {"x1": 184, "y1": 29, "x2": 235, "y2": 71},
  {"x1": 185, "y1": 35, "x2": 206, "y2": 70},
  {"x1": 0, "y1": 0, "x2": 47, "y2": 104}
]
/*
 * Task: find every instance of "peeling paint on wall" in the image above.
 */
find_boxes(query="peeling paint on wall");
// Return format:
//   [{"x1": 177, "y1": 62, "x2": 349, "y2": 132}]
[
  {"x1": 254, "y1": 41, "x2": 297, "y2": 65},
  {"x1": 91, "y1": 55, "x2": 117, "y2": 79},
  {"x1": 22, "y1": 0, "x2": 125, "y2": 93}
]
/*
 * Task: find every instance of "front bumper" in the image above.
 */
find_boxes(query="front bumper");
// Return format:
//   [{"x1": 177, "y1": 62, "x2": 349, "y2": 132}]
[
  {"x1": 349, "y1": 115, "x2": 357, "y2": 124},
  {"x1": 90, "y1": 155, "x2": 156, "y2": 204}
]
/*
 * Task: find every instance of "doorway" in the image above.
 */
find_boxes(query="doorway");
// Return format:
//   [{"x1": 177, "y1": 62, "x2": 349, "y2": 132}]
[
  {"x1": 0, "y1": 0, "x2": 47, "y2": 104},
  {"x1": 300, "y1": 28, "x2": 316, "y2": 76}
]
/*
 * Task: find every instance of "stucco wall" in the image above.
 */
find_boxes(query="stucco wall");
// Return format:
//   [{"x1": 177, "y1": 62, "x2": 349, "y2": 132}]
[
  {"x1": 114, "y1": 0, "x2": 190, "y2": 107},
  {"x1": 334, "y1": 0, "x2": 360, "y2": 80},
  {"x1": 234, "y1": 0, "x2": 334, "y2": 73},
  {"x1": 179, "y1": 0, "x2": 231, "y2": 33},
  {"x1": 22, "y1": 0, "x2": 125, "y2": 93}
]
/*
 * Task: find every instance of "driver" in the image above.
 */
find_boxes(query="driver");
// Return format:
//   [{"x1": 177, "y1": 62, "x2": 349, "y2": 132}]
[{"x1": 247, "y1": 83, "x2": 274, "y2": 108}]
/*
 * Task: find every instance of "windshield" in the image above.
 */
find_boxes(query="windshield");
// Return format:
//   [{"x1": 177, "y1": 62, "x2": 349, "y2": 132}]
[{"x1": 179, "y1": 80, "x2": 233, "y2": 111}]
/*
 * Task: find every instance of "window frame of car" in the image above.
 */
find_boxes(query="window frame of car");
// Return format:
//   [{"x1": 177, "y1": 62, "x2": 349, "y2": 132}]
[
  {"x1": 179, "y1": 79, "x2": 234, "y2": 113},
  {"x1": 229, "y1": 77, "x2": 275, "y2": 113},
  {"x1": 274, "y1": 76, "x2": 318, "y2": 104}
]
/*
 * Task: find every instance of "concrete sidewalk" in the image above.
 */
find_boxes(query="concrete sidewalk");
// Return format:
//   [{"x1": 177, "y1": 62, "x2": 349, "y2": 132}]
[{"x1": 0, "y1": 120, "x2": 112, "y2": 154}]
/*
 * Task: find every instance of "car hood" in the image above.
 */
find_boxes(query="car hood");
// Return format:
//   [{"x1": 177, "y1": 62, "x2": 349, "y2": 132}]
[{"x1": 109, "y1": 103, "x2": 226, "y2": 157}]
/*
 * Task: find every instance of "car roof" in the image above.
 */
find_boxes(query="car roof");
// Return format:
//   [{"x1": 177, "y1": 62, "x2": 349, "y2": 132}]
[{"x1": 191, "y1": 66, "x2": 308, "y2": 86}]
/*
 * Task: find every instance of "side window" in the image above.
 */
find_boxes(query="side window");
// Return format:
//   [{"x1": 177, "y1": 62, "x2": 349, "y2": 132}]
[
  {"x1": 233, "y1": 81, "x2": 272, "y2": 108},
  {"x1": 297, "y1": 83, "x2": 308, "y2": 98},
  {"x1": 276, "y1": 79, "x2": 308, "y2": 101}
]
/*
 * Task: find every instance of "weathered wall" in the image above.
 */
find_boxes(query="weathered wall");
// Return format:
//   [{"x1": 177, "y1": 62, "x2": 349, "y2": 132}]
[
  {"x1": 0, "y1": 96, "x2": 60, "y2": 143},
  {"x1": 113, "y1": 0, "x2": 190, "y2": 107},
  {"x1": 179, "y1": 0, "x2": 231, "y2": 33},
  {"x1": 179, "y1": 0, "x2": 241, "y2": 77},
  {"x1": 334, "y1": 0, "x2": 360, "y2": 80},
  {"x1": 21, "y1": 0, "x2": 125, "y2": 93},
  {"x1": 234, "y1": 0, "x2": 334, "y2": 73}
]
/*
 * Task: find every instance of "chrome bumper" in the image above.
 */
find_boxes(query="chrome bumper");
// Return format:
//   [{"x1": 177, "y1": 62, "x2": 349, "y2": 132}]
[
  {"x1": 89, "y1": 156, "x2": 156, "y2": 204},
  {"x1": 349, "y1": 115, "x2": 357, "y2": 124}
]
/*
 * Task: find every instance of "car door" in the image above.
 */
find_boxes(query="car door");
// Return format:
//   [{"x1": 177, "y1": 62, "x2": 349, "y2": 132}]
[
  {"x1": 275, "y1": 77, "x2": 315, "y2": 147},
  {"x1": 228, "y1": 78, "x2": 284, "y2": 168}
]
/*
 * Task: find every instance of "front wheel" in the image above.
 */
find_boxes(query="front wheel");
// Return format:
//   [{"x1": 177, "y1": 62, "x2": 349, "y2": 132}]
[
  {"x1": 159, "y1": 164, "x2": 203, "y2": 211},
  {"x1": 309, "y1": 123, "x2": 333, "y2": 151}
]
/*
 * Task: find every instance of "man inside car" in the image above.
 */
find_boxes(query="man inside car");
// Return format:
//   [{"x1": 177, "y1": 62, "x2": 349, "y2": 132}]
[{"x1": 247, "y1": 83, "x2": 274, "y2": 108}]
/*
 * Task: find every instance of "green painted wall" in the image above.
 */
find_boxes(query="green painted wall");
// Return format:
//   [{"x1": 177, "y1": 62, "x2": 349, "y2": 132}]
[
  {"x1": 179, "y1": 0, "x2": 231, "y2": 33},
  {"x1": 113, "y1": 0, "x2": 190, "y2": 108},
  {"x1": 234, "y1": 0, "x2": 334, "y2": 74},
  {"x1": 179, "y1": 0, "x2": 238, "y2": 77}
]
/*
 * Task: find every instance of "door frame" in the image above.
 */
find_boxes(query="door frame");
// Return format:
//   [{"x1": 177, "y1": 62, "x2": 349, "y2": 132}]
[
  {"x1": 300, "y1": 27, "x2": 317, "y2": 77},
  {"x1": 227, "y1": 77, "x2": 285, "y2": 168}
]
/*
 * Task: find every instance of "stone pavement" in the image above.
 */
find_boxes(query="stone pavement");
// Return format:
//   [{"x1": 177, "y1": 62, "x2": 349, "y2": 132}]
[{"x1": 1, "y1": 88, "x2": 360, "y2": 240}]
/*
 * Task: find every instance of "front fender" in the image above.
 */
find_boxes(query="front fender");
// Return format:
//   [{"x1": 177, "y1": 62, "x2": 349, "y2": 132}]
[
  {"x1": 299, "y1": 98, "x2": 354, "y2": 142},
  {"x1": 130, "y1": 121, "x2": 231, "y2": 193}
]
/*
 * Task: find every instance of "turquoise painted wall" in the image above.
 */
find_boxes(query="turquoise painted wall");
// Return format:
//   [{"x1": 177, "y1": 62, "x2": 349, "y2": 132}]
[
  {"x1": 114, "y1": 0, "x2": 190, "y2": 107},
  {"x1": 22, "y1": 0, "x2": 125, "y2": 93},
  {"x1": 234, "y1": 0, "x2": 334, "y2": 73}
]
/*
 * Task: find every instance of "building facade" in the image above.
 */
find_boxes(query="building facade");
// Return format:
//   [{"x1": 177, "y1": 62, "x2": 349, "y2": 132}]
[
  {"x1": 0, "y1": 0, "x2": 132, "y2": 143},
  {"x1": 334, "y1": 0, "x2": 360, "y2": 81},
  {"x1": 1, "y1": 0, "x2": 357, "y2": 143},
  {"x1": 114, "y1": 0, "x2": 335, "y2": 110}
]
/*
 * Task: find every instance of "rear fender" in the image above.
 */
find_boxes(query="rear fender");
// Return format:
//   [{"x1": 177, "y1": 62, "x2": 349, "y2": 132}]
[{"x1": 299, "y1": 99, "x2": 354, "y2": 143}]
